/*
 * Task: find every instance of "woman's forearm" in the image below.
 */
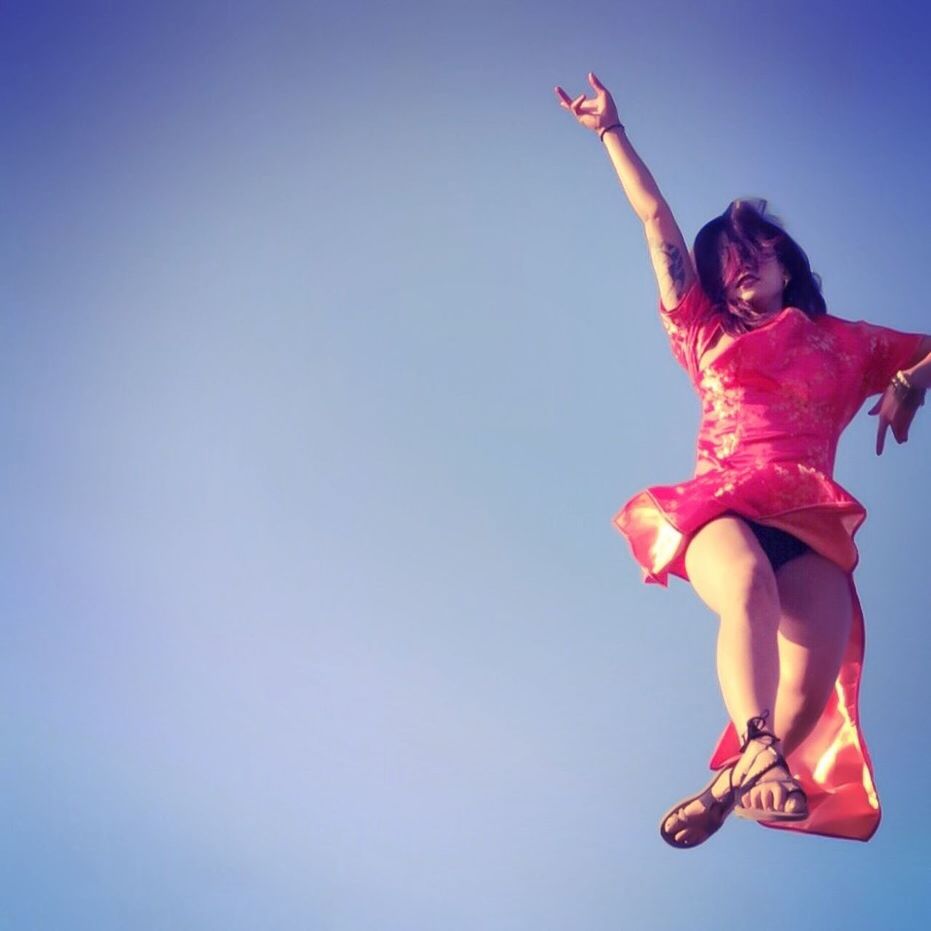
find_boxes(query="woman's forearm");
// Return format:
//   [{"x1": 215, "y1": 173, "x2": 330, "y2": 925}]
[{"x1": 602, "y1": 126, "x2": 667, "y2": 222}]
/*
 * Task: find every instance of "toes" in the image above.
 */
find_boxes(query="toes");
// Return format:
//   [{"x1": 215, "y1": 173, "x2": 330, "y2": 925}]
[
  {"x1": 785, "y1": 792, "x2": 807, "y2": 815},
  {"x1": 742, "y1": 782, "x2": 802, "y2": 813},
  {"x1": 665, "y1": 810, "x2": 686, "y2": 835},
  {"x1": 769, "y1": 785, "x2": 785, "y2": 811}
]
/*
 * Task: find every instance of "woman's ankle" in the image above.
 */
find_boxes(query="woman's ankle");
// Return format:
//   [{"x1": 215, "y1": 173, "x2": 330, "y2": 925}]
[{"x1": 738, "y1": 710, "x2": 779, "y2": 749}]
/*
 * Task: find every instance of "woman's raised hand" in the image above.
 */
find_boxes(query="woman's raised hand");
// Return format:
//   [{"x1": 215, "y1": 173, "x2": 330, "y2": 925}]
[
  {"x1": 867, "y1": 385, "x2": 923, "y2": 455},
  {"x1": 554, "y1": 72, "x2": 621, "y2": 136}
]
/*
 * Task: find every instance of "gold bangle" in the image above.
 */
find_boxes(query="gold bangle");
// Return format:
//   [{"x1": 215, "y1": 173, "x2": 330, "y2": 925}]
[
  {"x1": 891, "y1": 371, "x2": 912, "y2": 397},
  {"x1": 891, "y1": 370, "x2": 926, "y2": 406}
]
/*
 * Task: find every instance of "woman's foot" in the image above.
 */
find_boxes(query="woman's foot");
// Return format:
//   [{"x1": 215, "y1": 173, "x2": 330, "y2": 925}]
[
  {"x1": 733, "y1": 749, "x2": 807, "y2": 817},
  {"x1": 660, "y1": 764, "x2": 736, "y2": 848},
  {"x1": 731, "y1": 713, "x2": 808, "y2": 821}
]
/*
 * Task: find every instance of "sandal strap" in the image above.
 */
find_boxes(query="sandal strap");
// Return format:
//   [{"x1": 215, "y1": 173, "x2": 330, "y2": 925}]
[
  {"x1": 733, "y1": 752, "x2": 782, "y2": 795},
  {"x1": 739, "y1": 710, "x2": 778, "y2": 751},
  {"x1": 727, "y1": 713, "x2": 809, "y2": 814},
  {"x1": 731, "y1": 743, "x2": 806, "y2": 801},
  {"x1": 661, "y1": 763, "x2": 739, "y2": 847}
]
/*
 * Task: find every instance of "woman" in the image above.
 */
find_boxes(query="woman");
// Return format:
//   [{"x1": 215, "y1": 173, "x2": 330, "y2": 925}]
[{"x1": 555, "y1": 73, "x2": 931, "y2": 848}]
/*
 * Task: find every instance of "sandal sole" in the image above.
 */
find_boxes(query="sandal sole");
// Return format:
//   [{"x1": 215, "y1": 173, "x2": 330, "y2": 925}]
[{"x1": 732, "y1": 806, "x2": 809, "y2": 822}]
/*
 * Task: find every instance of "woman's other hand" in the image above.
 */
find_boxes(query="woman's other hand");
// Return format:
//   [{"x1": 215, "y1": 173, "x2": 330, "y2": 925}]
[
  {"x1": 868, "y1": 385, "x2": 923, "y2": 455},
  {"x1": 555, "y1": 72, "x2": 620, "y2": 136}
]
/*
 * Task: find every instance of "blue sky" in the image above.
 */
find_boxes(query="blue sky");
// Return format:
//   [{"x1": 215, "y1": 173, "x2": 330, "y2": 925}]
[{"x1": 3, "y1": 1, "x2": 930, "y2": 929}]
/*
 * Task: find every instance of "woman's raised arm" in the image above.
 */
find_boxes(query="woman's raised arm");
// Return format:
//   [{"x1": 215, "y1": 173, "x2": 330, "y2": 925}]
[{"x1": 556, "y1": 73, "x2": 696, "y2": 310}]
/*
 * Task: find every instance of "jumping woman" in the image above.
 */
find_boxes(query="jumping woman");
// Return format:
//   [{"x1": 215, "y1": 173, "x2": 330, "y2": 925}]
[{"x1": 555, "y1": 73, "x2": 931, "y2": 847}]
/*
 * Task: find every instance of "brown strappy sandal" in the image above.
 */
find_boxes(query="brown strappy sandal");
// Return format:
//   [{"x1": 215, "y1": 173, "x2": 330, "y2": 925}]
[
  {"x1": 659, "y1": 762, "x2": 738, "y2": 848},
  {"x1": 730, "y1": 711, "x2": 809, "y2": 822}
]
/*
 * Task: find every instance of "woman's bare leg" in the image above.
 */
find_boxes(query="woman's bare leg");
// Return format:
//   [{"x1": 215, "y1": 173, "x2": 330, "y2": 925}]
[
  {"x1": 662, "y1": 514, "x2": 813, "y2": 840},
  {"x1": 684, "y1": 516, "x2": 781, "y2": 734},
  {"x1": 772, "y1": 551, "x2": 853, "y2": 757}
]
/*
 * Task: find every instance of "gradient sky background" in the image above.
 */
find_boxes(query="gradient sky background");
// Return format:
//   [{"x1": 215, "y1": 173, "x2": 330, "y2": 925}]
[{"x1": 3, "y1": 2, "x2": 930, "y2": 929}]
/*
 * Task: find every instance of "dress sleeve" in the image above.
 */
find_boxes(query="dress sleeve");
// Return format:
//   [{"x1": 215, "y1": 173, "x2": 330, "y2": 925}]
[
  {"x1": 658, "y1": 278, "x2": 716, "y2": 383},
  {"x1": 838, "y1": 318, "x2": 926, "y2": 399}
]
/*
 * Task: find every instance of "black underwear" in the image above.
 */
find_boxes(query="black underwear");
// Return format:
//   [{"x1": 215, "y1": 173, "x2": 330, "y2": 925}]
[{"x1": 743, "y1": 518, "x2": 811, "y2": 572}]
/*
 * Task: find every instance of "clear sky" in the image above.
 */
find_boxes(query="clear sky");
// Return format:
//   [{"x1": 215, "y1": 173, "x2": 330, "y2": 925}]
[{"x1": 3, "y1": 1, "x2": 930, "y2": 929}]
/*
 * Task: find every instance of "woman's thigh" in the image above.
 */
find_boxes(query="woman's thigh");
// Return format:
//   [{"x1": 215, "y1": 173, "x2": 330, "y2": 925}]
[
  {"x1": 684, "y1": 515, "x2": 780, "y2": 616},
  {"x1": 774, "y1": 550, "x2": 852, "y2": 684}
]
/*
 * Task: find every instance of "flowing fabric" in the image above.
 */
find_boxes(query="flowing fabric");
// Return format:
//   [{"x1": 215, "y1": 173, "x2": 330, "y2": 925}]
[{"x1": 613, "y1": 279, "x2": 925, "y2": 841}]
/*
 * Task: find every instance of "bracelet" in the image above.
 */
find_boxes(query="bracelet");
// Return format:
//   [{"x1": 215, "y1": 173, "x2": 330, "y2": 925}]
[
  {"x1": 891, "y1": 370, "x2": 926, "y2": 406},
  {"x1": 599, "y1": 122, "x2": 625, "y2": 142}
]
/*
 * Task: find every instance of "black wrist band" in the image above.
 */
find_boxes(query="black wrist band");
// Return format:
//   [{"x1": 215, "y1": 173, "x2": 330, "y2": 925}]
[{"x1": 599, "y1": 122, "x2": 625, "y2": 142}]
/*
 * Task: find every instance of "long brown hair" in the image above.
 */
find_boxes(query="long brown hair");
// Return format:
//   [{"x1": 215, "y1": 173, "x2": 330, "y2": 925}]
[{"x1": 693, "y1": 198, "x2": 826, "y2": 336}]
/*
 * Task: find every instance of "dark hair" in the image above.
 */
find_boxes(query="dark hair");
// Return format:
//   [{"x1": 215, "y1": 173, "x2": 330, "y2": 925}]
[{"x1": 693, "y1": 198, "x2": 826, "y2": 336}]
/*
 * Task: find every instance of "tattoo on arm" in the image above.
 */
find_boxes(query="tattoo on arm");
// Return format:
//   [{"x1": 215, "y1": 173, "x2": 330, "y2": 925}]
[
  {"x1": 644, "y1": 214, "x2": 694, "y2": 308},
  {"x1": 658, "y1": 242, "x2": 686, "y2": 293}
]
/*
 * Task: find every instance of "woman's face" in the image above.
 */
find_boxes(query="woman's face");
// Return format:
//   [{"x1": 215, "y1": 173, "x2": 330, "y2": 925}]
[{"x1": 723, "y1": 247, "x2": 787, "y2": 314}]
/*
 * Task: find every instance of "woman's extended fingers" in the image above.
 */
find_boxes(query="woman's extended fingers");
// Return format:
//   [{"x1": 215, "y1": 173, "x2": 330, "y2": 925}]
[
  {"x1": 867, "y1": 398, "x2": 890, "y2": 455},
  {"x1": 876, "y1": 417, "x2": 890, "y2": 456},
  {"x1": 554, "y1": 85, "x2": 570, "y2": 106},
  {"x1": 891, "y1": 403, "x2": 917, "y2": 444},
  {"x1": 554, "y1": 86, "x2": 580, "y2": 109},
  {"x1": 555, "y1": 91, "x2": 600, "y2": 128}
]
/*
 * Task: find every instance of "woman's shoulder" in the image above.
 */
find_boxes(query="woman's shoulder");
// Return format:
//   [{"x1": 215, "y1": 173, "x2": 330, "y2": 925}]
[
  {"x1": 817, "y1": 310, "x2": 915, "y2": 341},
  {"x1": 809, "y1": 311, "x2": 869, "y2": 349},
  {"x1": 811, "y1": 310, "x2": 863, "y2": 338},
  {"x1": 817, "y1": 309, "x2": 855, "y2": 324}
]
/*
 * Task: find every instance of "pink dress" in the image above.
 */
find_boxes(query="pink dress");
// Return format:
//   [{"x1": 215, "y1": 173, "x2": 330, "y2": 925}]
[{"x1": 613, "y1": 280, "x2": 925, "y2": 841}]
